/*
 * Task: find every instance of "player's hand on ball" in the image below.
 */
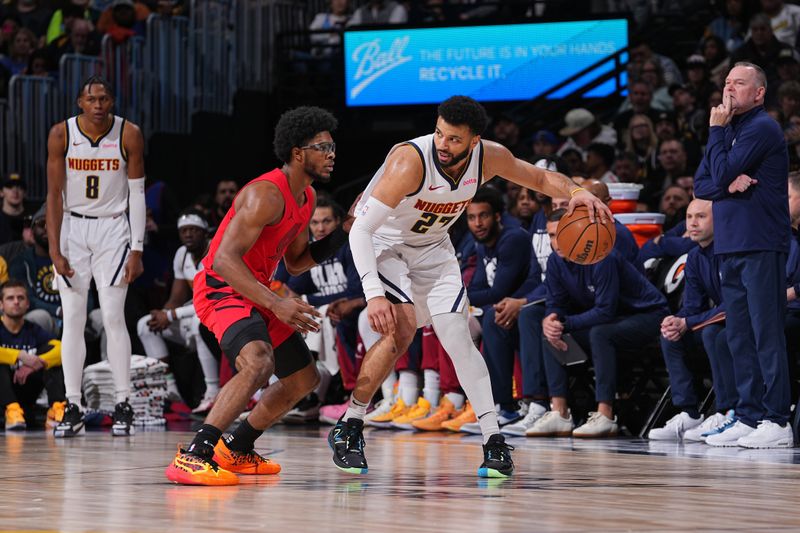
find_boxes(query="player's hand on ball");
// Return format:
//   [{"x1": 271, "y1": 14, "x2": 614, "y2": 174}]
[
  {"x1": 124, "y1": 251, "x2": 144, "y2": 283},
  {"x1": 51, "y1": 253, "x2": 74, "y2": 278},
  {"x1": 568, "y1": 189, "x2": 611, "y2": 224},
  {"x1": 274, "y1": 297, "x2": 321, "y2": 333},
  {"x1": 367, "y1": 296, "x2": 396, "y2": 336}
]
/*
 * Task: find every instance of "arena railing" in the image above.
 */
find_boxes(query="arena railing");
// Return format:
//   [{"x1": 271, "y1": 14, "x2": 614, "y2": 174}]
[
  {"x1": 102, "y1": 34, "x2": 146, "y2": 126},
  {"x1": 233, "y1": 0, "x2": 307, "y2": 91},
  {"x1": 7, "y1": 76, "x2": 58, "y2": 201},
  {"x1": 0, "y1": 98, "x2": 8, "y2": 178},
  {"x1": 190, "y1": 0, "x2": 237, "y2": 114},
  {"x1": 58, "y1": 53, "x2": 105, "y2": 119},
  {"x1": 144, "y1": 14, "x2": 193, "y2": 135}
]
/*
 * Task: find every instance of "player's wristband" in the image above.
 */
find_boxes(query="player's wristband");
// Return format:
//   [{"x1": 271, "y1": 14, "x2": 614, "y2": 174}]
[
  {"x1": 569, "y1": 187, "x2": 585, "y2": 197},
  {"x1": 309, "y1": 226, "x2": 348, "y2": 264},
  {"x1": 163, "y1": 309, "x2": 175, "y2": 323}
]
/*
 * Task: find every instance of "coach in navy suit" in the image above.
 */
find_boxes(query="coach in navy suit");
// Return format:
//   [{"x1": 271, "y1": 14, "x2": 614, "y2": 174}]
[{"x1": 694, "y1": 61, "x2": 793, "y2": 448}]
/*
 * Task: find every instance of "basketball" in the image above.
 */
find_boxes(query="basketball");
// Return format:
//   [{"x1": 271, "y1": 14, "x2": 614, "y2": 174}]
[{"x1": 556, "y1": 206, "x2": 617, "y2": 265}]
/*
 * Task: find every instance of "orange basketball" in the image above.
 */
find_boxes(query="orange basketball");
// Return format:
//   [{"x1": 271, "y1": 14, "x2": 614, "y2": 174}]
[{"x1": 556, "y1": 206, "x2": 616, "y2": 265}]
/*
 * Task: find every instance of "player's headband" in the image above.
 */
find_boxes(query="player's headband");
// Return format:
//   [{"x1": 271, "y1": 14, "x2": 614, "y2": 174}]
[{"x1": 177, "y1": 213, "x2": 208, "y2": 230}]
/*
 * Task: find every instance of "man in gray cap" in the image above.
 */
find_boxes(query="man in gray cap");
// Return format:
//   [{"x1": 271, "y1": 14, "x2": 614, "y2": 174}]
[{"x1": 556, "y1": 108, "x2": 617, "y2": 159}]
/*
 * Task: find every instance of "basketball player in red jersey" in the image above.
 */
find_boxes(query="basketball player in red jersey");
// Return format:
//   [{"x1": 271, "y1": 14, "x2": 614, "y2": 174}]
[{"x1": 166, "y1": 107, "x2": 350, "y2": 485}]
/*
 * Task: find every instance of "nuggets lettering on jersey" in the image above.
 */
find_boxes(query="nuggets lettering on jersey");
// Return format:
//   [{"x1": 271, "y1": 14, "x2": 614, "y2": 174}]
[
  {"x1": 67, "y1": 158, "x2": 121, "y2": 172},
  {"x1": 357, "y1": 133, "x2": 483, "y2": 246},
  {"x1": 64, "y1": 115, "x2": 129, "y2": 216}
]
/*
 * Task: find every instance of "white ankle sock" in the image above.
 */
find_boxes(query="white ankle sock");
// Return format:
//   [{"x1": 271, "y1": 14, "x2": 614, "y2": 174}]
[
  {"x1": 422, "y1": 369, "x2": 440, "y2": 407},
  {"x1": 343, "y1": 395, "x2": 369, "y2": 422},
  {"x1": 445, "y1": 392, "x2": 465, "y2": 409},
  {"x1": 381, "y1": 372, "x2": 397, "y2": 402},
  {"x1": 398, "y1": 371, "x2": 418, "y2": 406}
]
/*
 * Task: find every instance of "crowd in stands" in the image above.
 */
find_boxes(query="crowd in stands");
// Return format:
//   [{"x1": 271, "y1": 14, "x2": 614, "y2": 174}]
[
  {"x1": 1, "y1": 0, "x2": 800, "y2": 450},
  {"x1": 0, "y1": 0, "x2": 186, "y2": 97}
]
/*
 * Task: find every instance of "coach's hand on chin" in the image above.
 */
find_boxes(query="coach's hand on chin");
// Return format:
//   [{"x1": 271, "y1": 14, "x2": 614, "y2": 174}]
[{"x1": 123, "y1": 250, "x2": 144, "y2": 283}]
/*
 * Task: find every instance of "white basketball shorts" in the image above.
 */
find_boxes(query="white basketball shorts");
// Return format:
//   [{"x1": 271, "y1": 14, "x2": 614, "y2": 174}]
[
  {"x1": 55, "y1": 213, "x2": 131, "y2": 290},
  {"x1": 373, "y1": 236, "x2": 467, "y2": 328}
]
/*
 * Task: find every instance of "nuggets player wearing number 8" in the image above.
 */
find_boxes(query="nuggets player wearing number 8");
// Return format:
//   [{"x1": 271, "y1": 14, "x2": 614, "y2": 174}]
[
  {"x1": 45, "y1": 76, "x2": 146, "y2": 438},
  {"x1": 334, "y1": 95, "x2": 612, "y2": 478}
]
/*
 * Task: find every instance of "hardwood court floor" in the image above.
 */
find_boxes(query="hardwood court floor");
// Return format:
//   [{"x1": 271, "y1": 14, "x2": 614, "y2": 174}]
[{"x1": 3, "y1": 425, "x2": 800, "y2": 533}]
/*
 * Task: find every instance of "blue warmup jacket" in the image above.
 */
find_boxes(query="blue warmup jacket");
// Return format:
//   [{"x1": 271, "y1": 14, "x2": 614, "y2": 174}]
[
  {"x1": 546, "y1": 250, "x2": 668, "y2": 331},
  {"x1": 694, "y1": 106, "x2": 790, "y2": 255},
  {"x1": 677, "y1": 242, "x2": 724, "y2": 329}
]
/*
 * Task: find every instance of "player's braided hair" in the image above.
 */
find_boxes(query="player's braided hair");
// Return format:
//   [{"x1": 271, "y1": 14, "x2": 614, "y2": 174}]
[
  {"x1": 273, "y1": 106, "x2": 338, "y2": 164},
  {"x1": 437, "y1": 96, "x2": 489, "y2": 136},
  {"x1": 78, "y1": 75, "x2": 114, "y2": 99}
]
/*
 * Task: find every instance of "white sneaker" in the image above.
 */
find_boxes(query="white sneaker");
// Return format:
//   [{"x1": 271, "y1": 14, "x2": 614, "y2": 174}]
[
  {"x1": 573, "y1": 412, "x2": 618, "y2": 438},
  {"x1": 460, "y1": 421, "x2": 483, "y2": 434},
  {"x1": 502, "y1": 403, "x2": 548, "y2": 437},
  {"x1": 364, "y1": 397, "x2": 393, "y2": 424},
  {"x1": 461, "y1": 403, "x2": 526, "y2": 434},
  {"x1": 648, "y1": 412, "x2": 703, "y2": 441},
  {"x1": 191, "y1": 398, "x2": 215, "y2": 414},
  {"x1": 525, "y1": 410, "x2": 575, "y2": 437},
  {"x1": 705, "y1": 420, "x2": 755, "y2": 447},
  {"x1": 497, "y1": 402, "x2": 527, "y2": 426},
  {"x1": 683, "y1": 411, "x2": 731, "y2": 442},
  {"x1": 737, "y1": 420, "x2": 794, "y2": 449}
]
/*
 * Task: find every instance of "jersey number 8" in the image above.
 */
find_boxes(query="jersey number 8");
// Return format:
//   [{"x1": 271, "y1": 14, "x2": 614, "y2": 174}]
[{"x1": 86, "y1": 175, "x2": 100, "y2": 199}]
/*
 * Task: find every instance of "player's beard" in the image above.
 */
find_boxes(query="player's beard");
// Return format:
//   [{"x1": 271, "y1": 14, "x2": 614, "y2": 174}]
[
  {"x1": 473, "y1": 220, "x2": 500, "y2": 243},
  {"x1": 306, "y1": 163, "x2": 332, "y2": 183},
  {"x1": 439, "y1": 144, "x2": 471, "y2": 170}
]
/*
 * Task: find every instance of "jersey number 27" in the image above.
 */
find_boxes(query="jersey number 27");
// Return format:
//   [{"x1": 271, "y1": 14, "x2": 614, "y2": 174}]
[{"x1": 410, "y1": 212, "x2": 454, "y2": 234}]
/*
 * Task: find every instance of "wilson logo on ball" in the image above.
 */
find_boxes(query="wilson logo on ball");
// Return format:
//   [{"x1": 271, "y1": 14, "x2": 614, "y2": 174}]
[{"x1": 575, "y1": 240, "x2": 595, "y2": 264}]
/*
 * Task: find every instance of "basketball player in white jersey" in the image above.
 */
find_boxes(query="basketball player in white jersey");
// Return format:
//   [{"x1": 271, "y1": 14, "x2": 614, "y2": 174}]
[
  {"x1": 45, "y1": 76, "x2": 146, "y2": 437},
  {"x1": 330, "y1": 96, "x2": 611, "y2": 478}
]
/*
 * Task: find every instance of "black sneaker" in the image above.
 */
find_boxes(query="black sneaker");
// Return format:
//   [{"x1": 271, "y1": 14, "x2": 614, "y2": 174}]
[
  {"x1": 53, "y1": 403, "x2": 85, "y2": 438},
  {"x1": 328, "y1": 417, "x2": 368, "y2": 474},
  {"x1": 283, "y1": 393, "x2": 321, "y2": 424},
  {"x1": 111, "y1": 401, "x2": 135, "y2": 436},
  {"x1": 478, "y1": 434, "x2": 514, "y2": 478}
]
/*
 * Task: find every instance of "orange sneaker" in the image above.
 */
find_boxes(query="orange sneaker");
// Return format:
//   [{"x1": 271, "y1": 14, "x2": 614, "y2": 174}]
[
  {"x1": 412, "y1": 397, "x2": 463, "y2": 431},
  {"x1": 441, "y1": 401, "x2": 476, "y2": 432},
  {"x1": 46, "y1": 401, "x2": 66, "y2": 428},
  {"x1": 165, "y1": 448, "x2": 239, "y2": 486},
  {"x1": 213, "y1": 438, "x2": 281, "y2": 475},
  {"x1": 365, "y1": 398, "x2": 409, "y2": 428},
  {"x1": 391, "y1": 397, "x2": 431, "y2": 429},
  {"x1": 5, "y1": 402, "x2": 25, "y2": 431}
]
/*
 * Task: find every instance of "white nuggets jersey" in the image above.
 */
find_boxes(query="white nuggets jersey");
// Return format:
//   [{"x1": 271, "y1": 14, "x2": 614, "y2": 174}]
[
  {"x1": 357, "y1": 133, "x2": 483, "y2": 246},
  {"x1": 64, "y1": 115, "x2": 129, "y2": 216}
]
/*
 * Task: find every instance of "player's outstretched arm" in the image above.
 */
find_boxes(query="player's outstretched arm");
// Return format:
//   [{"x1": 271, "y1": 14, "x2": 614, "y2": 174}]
[
  {"x1": 284, "y1": 188, "x2": 349, "y2": 275},
  {"x1": 124, "y1": 122, "x2": 146, "y2": 283},
  {"x1": 349, "y1": 145, "x2": 423, "y2": 335},
  {"x1": 482, "y1": 141, "x2": 611, "y2": 223},
  {"x1": 45, "y1": 122, "x2": 73, "y2": 278},
  {"x1": 214, "y1": 181, "x2": 321, "y2": 333}
]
